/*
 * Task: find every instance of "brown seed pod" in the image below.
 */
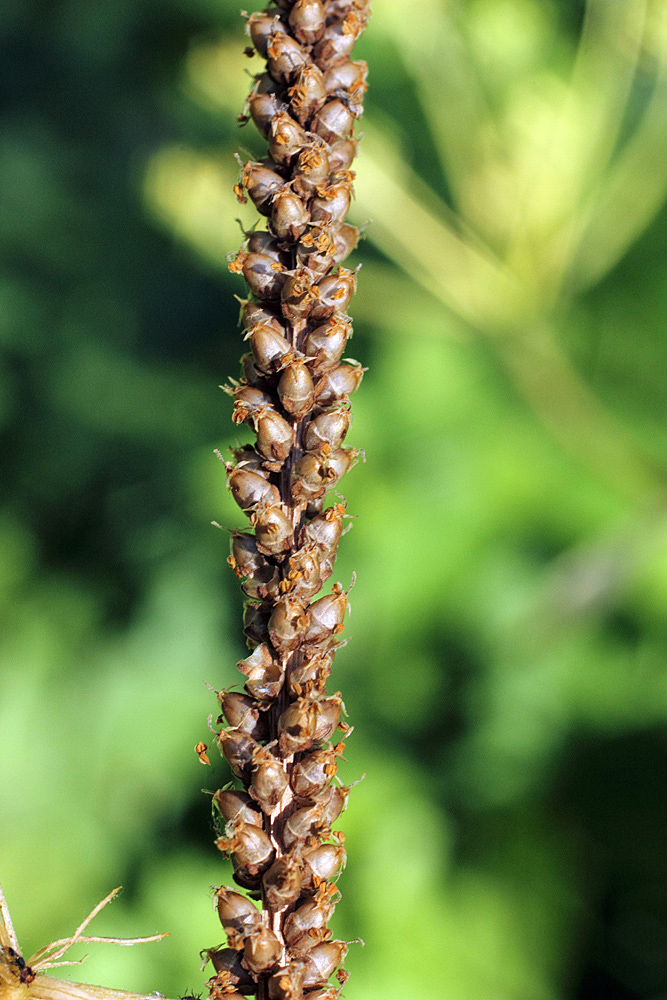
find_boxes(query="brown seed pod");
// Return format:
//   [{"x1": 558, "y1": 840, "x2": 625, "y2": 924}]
[
  {"x1": 311, "y1": 100, "x2": 356, "y2": 145},
  {"x1": 245, "y1": 231, "x2": 286, "y2": 264},
  {"x1": 237, "y1": 643, "x2": 285, "y2": 701},
  {"x1": 327, "y1": 138, "x2": 358, "y2": 174},
  {"x1": 230, "y1": 444, "x2": 271, "y2": 476},
  {"x1": 311, "y1": 693, "x2": 344, "y2": 743},
  {"x1": 213, "y1": 788, "x2": 263, "y2": 828},
  {"x1": 289, "y1": 0, "x2": 326, "y2": 45},
  {"x1": 262, "y1": 853, "x2": 303, "y2": 910},
  {"x1": 238, "y1": 161, "x2": 285, "y2": 215},
  {"x1": 205, "y1": 948, "x2": 255, "y2": 993},
  {"x1": 229, "y1": 533, "x2": 281, "y2": 601},
  {"x1": 300, "y1": 941, "x2": 348, "y2": 989},
  {"x1": 268, "y1": 595, "x2": 309, "y2": 652},
  {"x1": 227, "y1": 384, "x2": 274, "y2": 425},
  {"x1": 252, "y1": 407, "x2": 295, "y2": 464},
  {"x1": 300, "y1": 502, "x2": 347, "y2": 556},
  {"x1": 291, "y1": 743, "x2": 344, "y2": 799},
  {"x1": 227, "y1": 464, "x2": 281, "y2": 513},
  {"x1": 218, "y1": 690, "x2": 267, "y2": 741},
  {"x1": 268, "y1": 965, "x2": 305, "y2": 1000},
  {"x1": 217, "y1": 728, "x2": 260, "y2": 782},
  {"x1": 295, "y1": 225, "x2": 337, "y2": 279},
  {"x1": 313, "y1": 16, "x2": 362, "y2": 68},
  {"x1": 288, "y1": 651, "x2": 333, "y2": 699},
  {"x1": 278, "y1": 361, "x2": 315, "y2": 419},
  {"x1": 216, "y1": 820, "x2": 276, "y2": 876},
  {"x1": 310, "y1": 269, "x2": 356, "y2": 321},
  {"x1": 303, "y1": 408, "x2": 351, "y2": 452},
  {"x1": 215, "y1": 886, "x2": 262, "y2": 941},
  {"x1": 310, "y1": 181, "x2": 353, "y2": 228},
  {"x1": 283, "y1": 888, "x2": 337, "y2": 952},
  {"x1": 268, "y1": 112, "x2": 308, "y2": 168},
  {"x1": 278, "y1": 697, "x2": 319, "y2": 756},
  {"x1": 280, "y1": 543, "x2": 327, "y2": 602},
  {"x1": 243, "y1": 599, "x2": 271, "y2": 647},
  {"x1": 282, "y1": 801, "x2": 326, "y2": 850},
  {"x1": 288, "y1": 63, "x2": 327, "y2": 124},
  {"x1": 247, "y1": 322, "x2": 292, "y2": 373},
  {"x1": 250, "y1": 745, "x2": 289, "y2": 810},
  {"x1": 314, "y1": 784, "x2": 348, "y2": 827},
  {"x1": 292, "y1": 142, "x2": 330, "y2": 198},
  {"x1": 271, "y1": 189, "x2": 310, "y2": 241},
  {"x1": 267, "y1": 32, "x2": 309, "y2": 85},
  {"x1": 323, "y1": 59, "x2": 368, "y2": 96},
  {"x1": 246, "y1": 13, "x2": 288, "y2": 58},
  {"x1": 244, "y1": 927, "x2": 282, "y2": 975},
  {"x1": 302, "y1": 839, "x2": 347, "y2": 890},
  {"x1": 251, "y1": 503, "x2": 295, "y2": 558},
  {"x1": 313, "y1": 361, "x2": 364, "y2": 406},
  {"x1": 282, "y1": 268, "x2": 321, "y2": 322},
  {"x1": 239, "y1": 252, "x2": 286, "y2": 301},
  {"x1": 241, "y1": 299, "x2": 285, "y2": 333}
]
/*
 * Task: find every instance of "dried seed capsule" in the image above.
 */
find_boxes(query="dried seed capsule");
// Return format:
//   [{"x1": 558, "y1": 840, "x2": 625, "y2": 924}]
[
  {"x1": 295, "y1": 225, "x2": 336, "y2": 279},
  {"x1": 331, "y1": 224, "x2": 360, "y2": 268},
  {"x1": 282, "y1": 802, "x2": 325, "y2": 849},
  {"x1": 292, "y1": 142, "x2": 330, "y2": 199},
  {"x1": 227, "y1": 384, "x2": 274, "y2": 425},
  {"x1": 271, "y1": 189, "x2": 309, "y2": 241},
  {"x1": 248, "y1": 89, "x2": 289, "y2": 138},
  {"x1": 227, "y1": 464, "x2": 281, "y2": 513},
  {"x1": 230, "y1": 444, "x2": 270, "y2": 476},
  {"x1": 243, "y1": 600, "x2": 271, "y2": 646},
  {"x1": 304, "y1": 583, "x2": 349, "y2": 646},
  {"x1": 289, "y1": 0, "x2": 326, "y2": 45},
  {"x1": 313, "y1": 362, "x2": 364, "y2": 406},
  {"x1": 282, "y1": 268, "x2": 321, "y2": 322},
  {"x1": 327, "y1": 138, "x2": 358, "y2": 174},
  {"x1": 288, "y1": 651, "x2": 333, "y2": 698},
  {"x1": 315, "y1": 784, "x2": 348, "y2": 827},
  {"x1": 262, "y1": 854, "x2": 303, "y2": 910},
  {"x1": 238, "y1": 643, "x2": 285, "y2": 701},
  {"x1": 251, "y1": 503, "x2": 295, "y2": 558},
  {"x1": 245, "y1": 231, "x2": 286, "y2": 264},
  {"x1": 310, "y1": 181, "x2": 353, "y2": 228},
  {"x1": 250, "y1": 745, "x2": 289, "y2": 810},
  {"x1": 239, "y1": 162, "x2": 285, "y2": 215},
  {"x1": 218, "y1": 691, "x2": 267, "y2": 741},
  {"x1": 304, "y1": 408, "x2": 351, "y2": 452},
  {"x1": 288, "y1": 63, "x2": 327, "y2": 125},
  {"x1": 301, "y1": 942, "x2": 348, "y2": 990},
  {"x1": 269, "y1": 113, "x2": 309, "y2": 168},
  {"x1": 312, "y1": 693, "x2": 344, "y2": 742},
  {"x1": 267, "y1": 32, "x2": 309, "y2": 85},
  {"x1": 300, "y1": 503, "x2": 347, "y2": 555},
  {"x1": 269, "y1": 596, "x2": 309, "y2": 652},
  {"x1": 302, "y1": 839, "x2": 347, "y2": 889},
  {"x1": 312, "y1": 100, "x2": 356, "y2": 145},
  {"x1": 284, "y1": 890, "x2": 337, "y2": 951},
  {"x1": 217, "y1": 820, "x2": 276, "y2": 876},
  {"x1": 280, "y1": 543, "x2": 326, "y2": 602},
  {"x1": 246, "y1": 13, "x2": 288, "y2": 58},
  {"x1": 268, "y1": 966, "x2": 305, "y2": 1000},
  {"x1": 244, "y1": 926, "x2": 282, "y2": 975},
  {"x1": 313, "y1": 17, "x2": 361, "y2": 68},
  {"x1": 213, "y1": 788, "x2": 263, "y2": 828},
  {"x1": 252, "y1": 407, "x2": 295, "y2": 464},
  {"x1": 217, "y1": 728, "x2": 260, "y2": 781},
  {"x1": 242, "y1": 296, "x2": 285, "y2": 328},
  {"x1": 291, "y1": 454, "x2": 328, "y2": 505},
  {"x1": 304, "y1": 316, "x2": 352, "y2": 375},
  {"x1": 278, "y1": 697, "x2": 319, "y2": 755},
  {"x1": 216, "y1": 886, "x2": 262, "y2": 941},
  {"x1": 239, "y1": 252, "x2": 286, "y2": 301},
  {"x1": 229, "y1": 531, "x2": 267, "y2": 580},
  {"x1": 323, "y1": 59, "x2": 368, "y2": 96},
  {"x1": 291, "y1": 744, "x2": 344, "y2": 799},
  {"x1": 247, "y1": 322, "x2": 292, "y2": 373},
  {"x1": 206, "y1": 947, "x2": 255, "y2": 992},
  {"x1": 310, "y1": 269, "x2": 356, "y2": 321},
  {"x1": 278, "y1": 361, "x2": 315, "y2": 419}
]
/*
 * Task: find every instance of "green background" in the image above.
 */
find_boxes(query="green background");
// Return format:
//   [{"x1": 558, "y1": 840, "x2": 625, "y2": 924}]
[{"x1": 2, "y1": 1, "x2": 667, "y2": 998}]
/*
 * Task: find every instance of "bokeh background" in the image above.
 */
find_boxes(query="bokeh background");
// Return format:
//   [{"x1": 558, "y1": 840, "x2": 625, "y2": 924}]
[{"x1": 2, "y1": 1, "x2": 667, "y2": 998}]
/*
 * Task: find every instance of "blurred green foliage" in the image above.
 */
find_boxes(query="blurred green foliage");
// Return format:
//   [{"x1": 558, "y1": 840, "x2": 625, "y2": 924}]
[{"x1": 2, "y1": 1, "x2": 667, "y2": 998}]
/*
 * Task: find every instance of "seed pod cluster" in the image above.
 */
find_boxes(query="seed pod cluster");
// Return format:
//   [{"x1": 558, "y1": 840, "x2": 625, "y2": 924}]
[{"x1": 204, "y1": 4, "x2": 369, "y2": 1000}]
